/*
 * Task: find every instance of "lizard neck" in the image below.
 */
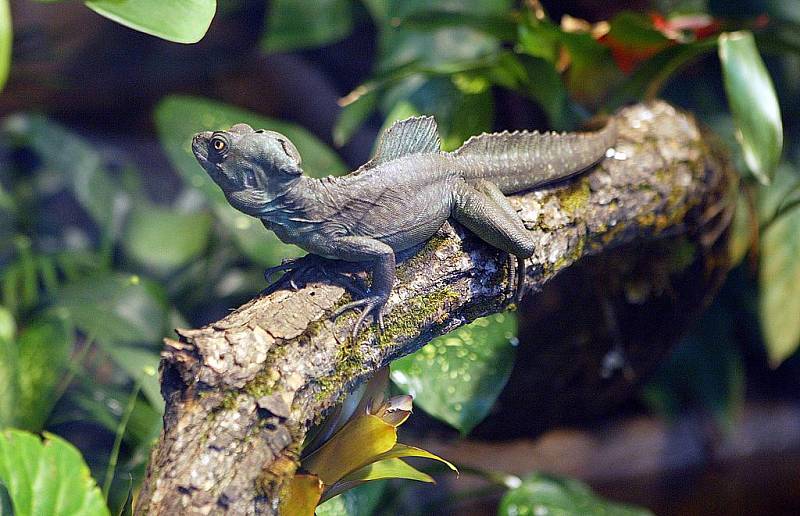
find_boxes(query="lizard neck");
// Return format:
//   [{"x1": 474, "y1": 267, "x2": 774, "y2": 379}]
[{"x1": 225, "y1": 175, "x2": 314, "y2": 221}]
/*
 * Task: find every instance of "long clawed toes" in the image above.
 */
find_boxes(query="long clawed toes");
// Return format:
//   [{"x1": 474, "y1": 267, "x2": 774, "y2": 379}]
[
  {"x1": 331, "y1": 296, "x2": 387, "y2": 340},
  {"x1": 515, "y1": 256, "x2": 527, "y2": 303}
]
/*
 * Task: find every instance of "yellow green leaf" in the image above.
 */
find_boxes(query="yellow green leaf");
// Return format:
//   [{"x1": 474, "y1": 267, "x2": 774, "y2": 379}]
[
  {"x1": 0, "y1": 0, "x2": 11, "y2": 92},
  {"x1": 302, "y1": 414, "x2": 397, "y2": 485},
  {"x1": 322, "y1": 458, "x2": 434, "y2": 502},
  {"x1": 85, "y1": 0, "x2": 216, "y2": 44},
  {"x1": 280, "y1": 474, "x2": 322, "y2": 516},
  {"x1": 369, "y1": 443, "x2": 457, "y2": 474}
]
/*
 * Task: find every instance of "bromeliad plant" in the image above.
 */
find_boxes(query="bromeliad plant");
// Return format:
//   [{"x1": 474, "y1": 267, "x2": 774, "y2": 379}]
[{"x1": 281, "y1": 371, "x2": 456, "y2": 514}]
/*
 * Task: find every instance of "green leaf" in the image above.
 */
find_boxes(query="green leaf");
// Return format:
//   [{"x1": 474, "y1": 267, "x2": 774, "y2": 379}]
[
  {"x1": 154, "y1": 95, "x2": 347, "y2": 265},
  {"x1": 0, "y1": 429, "x2": 110, "y2": 516},
  {"x1": 14, "y1": 316, "x2": 72, "y2": 431},
  {"x1": 85, "y1": 0, "x2": 216, "y2": 44},
  {"x1": 390, "y1": 312, "x2": 516, "y2": 434},
  {"x1": 0, "y1": 306, "x2": 14, "y2": 341},
  {"x1": 67, "y1": 382, "x2": 161, "y2": 447},
  {"x1": 606, "y1": 11, "x2": 669, "y2": 49},
  {"x1": 102, "y1": 345, "x2": 163, "y2": 412},
  {"x1": 757, "y1": 164, "x2": 800, "y2": 226},
  {"x1": 499, "y1": 473, "x2": 653, "y2": 516},
  {"x1": 325, "y1": 458, "x2": 433, "y2": 501},
  {"x1": 1, "y1": 114, "x2": 134, "y2": 236},
  {"x1": 366, "y1": 443, "x2": 456, "y2": 474},
  {"x1": 375, "y1": 0, "x2": 509, "y2": 72},
  {"x1": 263, "y1": 0, "x2": 353, "y2": 52},
  {"x1": 0, "y1": 335, "x2": 18, "y2": 429},
  {"x1": 0, "y1": 0, "x2": 11, "y2": 92},
  {"x1": 759, "y1": 174, "x2": 800, "y2": 365},
  {"x1": 123, "y1": 203, "x2": 212, "y2": 272},
  {"x1": 382, "y1": 76, "x2": 493, "y2": 151},
  {"x1": 719, "y1": 31, "x2": 783, "y2": 184},
  {"x1": 398, "y1": 9, "x2": 517, "y2": 41},
  {"x1": 315, "y1": 482, "x2": 386, "y2": 516},
  {"x1": 52, "y1": 273, "x2": 168, "y2": 346},
  {"x1": 728, "y1": 188, "x2": 753, "y2": 267},
  {"x1": 487, "y1": 53, "x2": 573, "y2": 130}
]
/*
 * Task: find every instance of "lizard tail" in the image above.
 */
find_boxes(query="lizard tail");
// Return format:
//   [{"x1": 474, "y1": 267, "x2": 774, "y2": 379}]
[{"x1": 453, "y1": 118, "x2": 617, "y2": 194}]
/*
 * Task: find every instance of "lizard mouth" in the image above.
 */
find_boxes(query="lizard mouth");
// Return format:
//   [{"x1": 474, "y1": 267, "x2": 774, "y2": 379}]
[{"x1": 192, "y1": 132, "x2": 213, "y2": 163}]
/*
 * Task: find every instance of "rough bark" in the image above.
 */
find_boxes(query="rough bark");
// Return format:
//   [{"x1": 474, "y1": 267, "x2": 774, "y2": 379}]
[{"x1": 135, "y1": 101, "x2": 735, "y2": 515}]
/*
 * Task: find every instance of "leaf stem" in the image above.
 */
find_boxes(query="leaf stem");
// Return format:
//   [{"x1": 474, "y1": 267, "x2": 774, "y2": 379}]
[{"x1": 103, "y1": 379, "x2": 141, "y2": 501}]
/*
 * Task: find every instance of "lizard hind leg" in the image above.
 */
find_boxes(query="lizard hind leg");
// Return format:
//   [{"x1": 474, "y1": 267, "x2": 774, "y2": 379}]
[{"x1": 454, "y1": 180, "x2": 534, "y2": 301}]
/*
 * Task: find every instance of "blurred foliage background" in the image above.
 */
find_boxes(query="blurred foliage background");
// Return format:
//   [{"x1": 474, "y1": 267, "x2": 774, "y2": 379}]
[{"x1": 0, "y1": 0, "x2": 799, "y2": 515}]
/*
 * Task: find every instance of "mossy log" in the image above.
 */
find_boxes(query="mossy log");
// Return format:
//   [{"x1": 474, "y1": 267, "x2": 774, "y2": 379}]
[{"x1": 135, "y1": 101, "x2": 736, "y2": 515}]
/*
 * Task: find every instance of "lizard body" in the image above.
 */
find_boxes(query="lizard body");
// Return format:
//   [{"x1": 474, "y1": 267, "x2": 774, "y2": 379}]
[{"x1": 192, "y1": 117, "x2": 617, "y2": 336}]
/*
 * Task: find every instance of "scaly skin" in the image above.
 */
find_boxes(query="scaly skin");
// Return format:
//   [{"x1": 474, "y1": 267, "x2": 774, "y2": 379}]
[{"x1": 192, "y1": 117, "x2": 617, "y2": 338}]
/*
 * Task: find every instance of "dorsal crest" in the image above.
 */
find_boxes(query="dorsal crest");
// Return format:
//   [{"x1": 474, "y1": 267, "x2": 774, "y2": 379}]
[{"x1": 357, "y1": 116, "x2": 441, "y2": 173}]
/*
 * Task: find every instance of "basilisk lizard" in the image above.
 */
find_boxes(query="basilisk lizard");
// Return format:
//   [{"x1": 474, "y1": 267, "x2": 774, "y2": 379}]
[{"x1": 192, "y1": 116, "x2": 616, "y2": 337}]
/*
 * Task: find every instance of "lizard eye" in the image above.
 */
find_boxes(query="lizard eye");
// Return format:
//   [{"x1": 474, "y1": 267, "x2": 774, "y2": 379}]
[{"x1": 210, "y1": 135, "x2": 228, "y2": 155}]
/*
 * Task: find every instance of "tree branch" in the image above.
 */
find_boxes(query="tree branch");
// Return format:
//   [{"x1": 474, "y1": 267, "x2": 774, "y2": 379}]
[{"x1": 135, "y1": 101, "x2": 735, "y2": 515}]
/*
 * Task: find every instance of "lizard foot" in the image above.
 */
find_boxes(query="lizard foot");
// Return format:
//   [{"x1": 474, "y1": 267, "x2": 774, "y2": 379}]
[
  {"x1": 505, "y1": 254, "x2": 527, "y2": 304},
  {"x1": 261, "y1": 255, "x2": 367, "y2": 297},
  {"x1": 331, "y1": 295, "x2": 387, "y2": 340}
]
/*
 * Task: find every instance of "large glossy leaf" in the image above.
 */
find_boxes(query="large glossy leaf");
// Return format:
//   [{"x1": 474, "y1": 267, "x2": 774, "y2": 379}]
[
  {"x1": 719, "y1": 31, "x2": 783, "y2": 184},
  {"x1": 0, "y1": 429, "x2": 110, "y2": 516},
  {"x1": 14, "y1": 316, "x2": 72, "y2": 431},
  {"x1": 374, "y1": 0, "x2": 510, "y2": 72},
  {"x1": 0, "y1": 0, "x2": 10, "y2": 92},
  {"x1": 391, "y1": 312, "x2": 516, "y2": 434},
  {"x1": 398, "y1": 8, "x2": 517, "y2": 41},
  {"x1": 123, "y1": 203, "x2": 212, "y2": 272},
  {"x1": 85, "y1": 0, "x2": 216, "y2": 44},
  {"x1": 154, "y1": 95, "x2": 347, "y2": 265},
  {"x1": 263, "y1": 0, "x2": 353, "y2": 52},
  {"x1": 52, "y1": 273, "x2": 168, "y2": 346},
  {"x1": 758, "y1": 168, "x2": 800, "y2": 365},
  {"x1": 499, "y1": 473, "x2": 653, "y2": 516}
]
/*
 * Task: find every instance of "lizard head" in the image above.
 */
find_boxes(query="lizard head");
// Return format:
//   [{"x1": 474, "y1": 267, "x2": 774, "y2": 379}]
[{"x1": 192, "y1": 123, "x2": 303, "y2": 213}]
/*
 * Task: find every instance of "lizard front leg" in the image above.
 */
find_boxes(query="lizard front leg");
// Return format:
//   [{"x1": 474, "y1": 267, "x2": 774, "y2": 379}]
[
  {"x1": 453, "y1": 180, "x2": 535, "y2": 301},
  {"x1": 261, "y1": 254, "x2": 367, "y2": 297},
  {"x1": 326, "y1": 236, "x2": 396, "y2": 339}
]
